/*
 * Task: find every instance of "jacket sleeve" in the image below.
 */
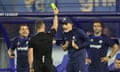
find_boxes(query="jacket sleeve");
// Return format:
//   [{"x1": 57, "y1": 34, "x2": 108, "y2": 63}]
[{"x1": 76, "y1": 29, "x2": 90, "y2": 49}]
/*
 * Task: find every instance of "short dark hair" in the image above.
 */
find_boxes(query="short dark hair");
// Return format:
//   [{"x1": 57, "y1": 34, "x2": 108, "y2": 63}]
[
  {"x1": 35, "y1": 20, "x2": 45, "y2": 29},
  {"x1": 93, "y1": 20, "x2": 104, "y2": 27},
  {"x1": 19, "y1": 24, "x2": 29, "y2": 30}
]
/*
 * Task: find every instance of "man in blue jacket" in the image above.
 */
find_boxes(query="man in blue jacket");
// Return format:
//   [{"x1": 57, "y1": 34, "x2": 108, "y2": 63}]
[
  {"x1": 8, "y1": 24, "x2": 30, "y2": 72},
  {"x1": 61, "y1": 18, "x2": 89, "y2": 72},
  {"x1": 86, "y1": 21, "x2": 119, "y2": 72}
]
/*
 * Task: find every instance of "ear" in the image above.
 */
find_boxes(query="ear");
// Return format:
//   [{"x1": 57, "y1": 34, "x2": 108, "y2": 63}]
[{"x1": 19, "y1": 30, "x2": 21, "y2": 34}]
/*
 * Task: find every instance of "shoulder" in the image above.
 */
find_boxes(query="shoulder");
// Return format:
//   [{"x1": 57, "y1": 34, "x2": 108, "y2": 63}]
[
  {"x1": 102, "y1": 34, "x2": 111, "y2": 40},
  {"x1": 75, "y1": 28, "x2": 83, "y2": 32},
  {"x1": 47, "y1": 28, "x2": 56, "y2": 36},
  {"x1": 30, "y1": 35, "x2": 36, "y2": 40},
  {"x1": 102, "y1": 34, "x2": 108, "y2": 37},
  {"x1": 29, "y1": 34, "x2": 38, "y2": 41},
  {"x1": 89, "y1": 34, "x2": 94, "y2": 38},
  {"x1": 49, "y1": 28, "x2": 56, "y2": 33},
  {"x1": 112, "y1": 38, "x2": 119, "y2": 45},
  {"x1": 74, "y1": 28, "x2": 85, "y2": 34},
  {"x1": 11, "y1": 36, "x2": 19, "y2": 42}
]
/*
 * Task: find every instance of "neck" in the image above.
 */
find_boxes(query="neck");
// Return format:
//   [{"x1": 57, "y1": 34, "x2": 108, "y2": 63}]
[
  {"x1": 37, "y1": 28, "x2": 45, "y2": 33},
  {"x1": 20, "y1": 36, "x2": 28, "y2": 39},
  {"x1": 94, "y1": 32, "x2": 102, "y2": 36}
]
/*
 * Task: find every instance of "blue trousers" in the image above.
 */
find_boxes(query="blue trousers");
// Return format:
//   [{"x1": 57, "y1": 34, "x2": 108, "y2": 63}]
[
  {"x1": 67, "y1": 52, "x2": 85, "y2": 72},
  {"x1": 17, "y1": 67, "x2": 29, "y2": 72},
  {"x1": 17, "y1": 60, "x2": 29, "y2": 72},
  {"x1": 88, "y1": 61, "x2": 109, "y2": 72}
]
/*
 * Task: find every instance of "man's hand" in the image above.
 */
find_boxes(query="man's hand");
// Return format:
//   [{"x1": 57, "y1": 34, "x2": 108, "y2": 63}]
[
  {"x1": 86, "y1": 57, "x2": 92, "y2": 64},
  {"x1": 101, "y1": 56, "x2": 110, "y2": 63},
  {"x1": 8, "y1": 49, "x2": 15, "y2": 58},
  {"x1": 61, "y1": 41, "x2": 69, "y2": 51},
  {"x1": 53, "y1": 7, "x2": 59, "y2": 15},
  {"x1": 9, "y1": 53, "x2": 15, "y2": 58},
  {"x1": 72, "y1": 40, "x2": 79, "y2": 49}
]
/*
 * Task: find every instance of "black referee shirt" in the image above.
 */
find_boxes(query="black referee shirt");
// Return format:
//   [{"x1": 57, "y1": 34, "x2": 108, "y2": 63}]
[{"x1": 28, "y1": 29, "x2": 56, "y2": 61}]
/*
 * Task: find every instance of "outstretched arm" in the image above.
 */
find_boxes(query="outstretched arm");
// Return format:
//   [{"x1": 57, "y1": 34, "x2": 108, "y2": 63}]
[{"x1": 52, "y1": 8, "x2": 59, "y2": 32}]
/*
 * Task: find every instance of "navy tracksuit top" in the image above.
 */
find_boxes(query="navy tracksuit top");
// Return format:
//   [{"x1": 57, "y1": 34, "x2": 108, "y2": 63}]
[{"x1": 63, "y1": 28, "x2": 89, "y2": 58}]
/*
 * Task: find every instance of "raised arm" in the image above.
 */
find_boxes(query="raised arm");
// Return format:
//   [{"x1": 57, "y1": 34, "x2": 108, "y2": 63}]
[{"x1": 52, "y1": 7, "x2": 59, "y2": 31}]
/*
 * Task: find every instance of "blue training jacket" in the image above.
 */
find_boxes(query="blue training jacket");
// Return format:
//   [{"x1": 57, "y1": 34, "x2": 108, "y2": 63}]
[{"x1": 63, "y1": 28, "x2": 89, "y2": 58}]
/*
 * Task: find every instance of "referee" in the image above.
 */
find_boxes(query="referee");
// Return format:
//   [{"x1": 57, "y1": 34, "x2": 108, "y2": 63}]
[{"x1": 28, "y1": 8, "x2": 59, "y2": 72}]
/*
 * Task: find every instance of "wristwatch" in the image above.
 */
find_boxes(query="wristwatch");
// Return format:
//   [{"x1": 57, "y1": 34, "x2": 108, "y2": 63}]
[{"x1": 108, "y1": 56, "x2": 112, "y2": 59}]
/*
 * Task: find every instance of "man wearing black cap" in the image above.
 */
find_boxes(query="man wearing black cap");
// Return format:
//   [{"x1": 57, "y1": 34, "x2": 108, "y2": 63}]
[{"x1": 61, "y1": 17, "x2": 89, "y2": 72}]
